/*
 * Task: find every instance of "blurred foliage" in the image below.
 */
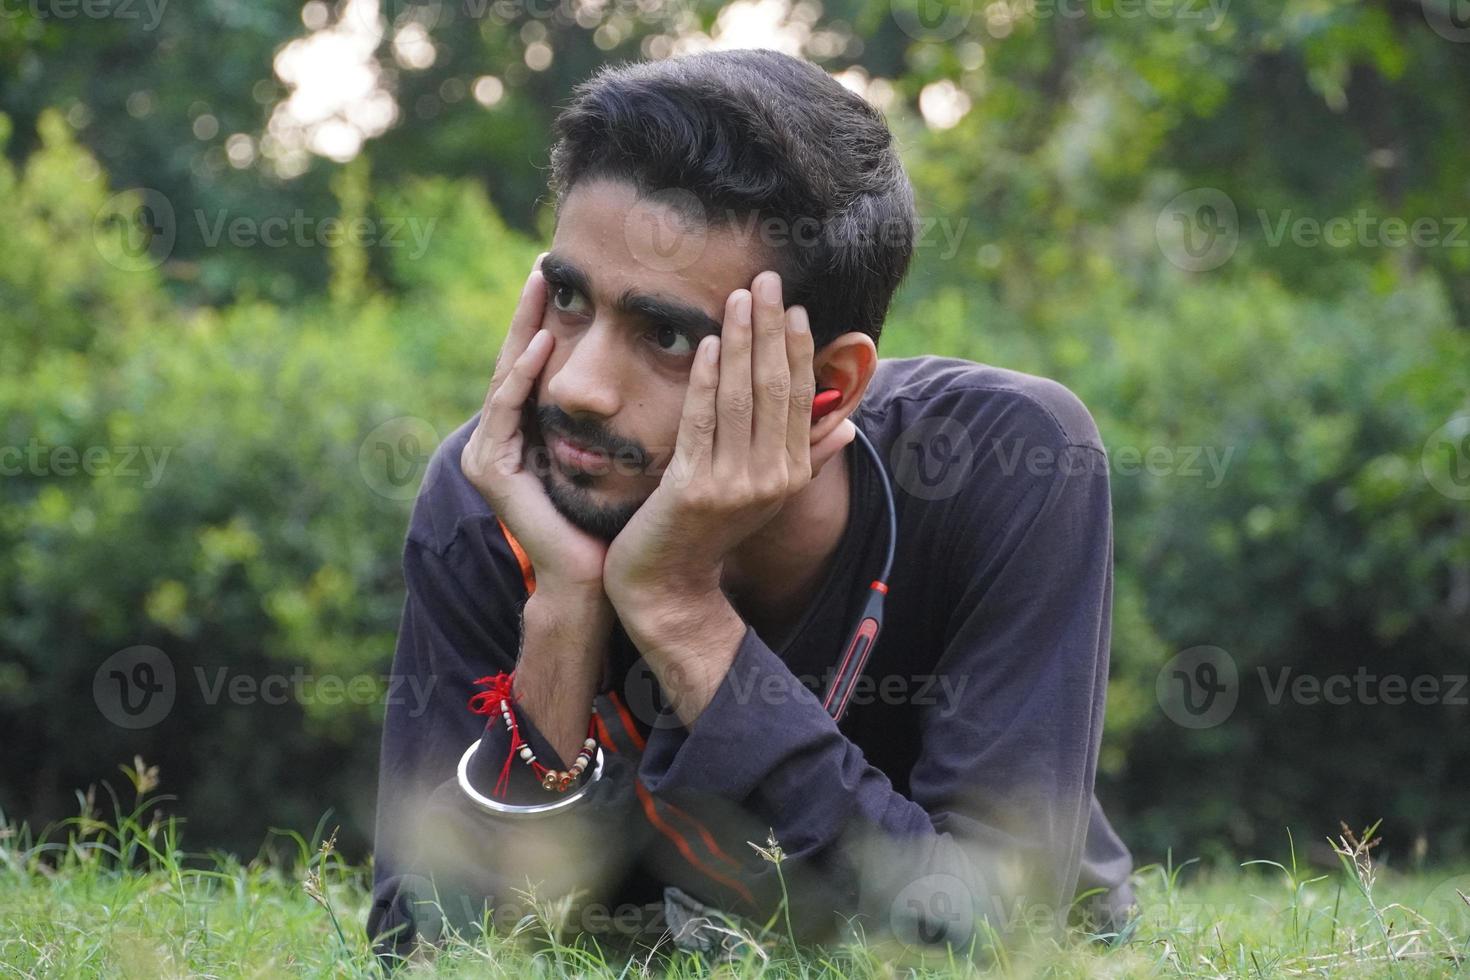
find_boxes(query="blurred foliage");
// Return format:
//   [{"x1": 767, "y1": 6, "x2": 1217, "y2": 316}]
[{"x1": 1, "y1": 0, "x2": 1468, "y2": 866}]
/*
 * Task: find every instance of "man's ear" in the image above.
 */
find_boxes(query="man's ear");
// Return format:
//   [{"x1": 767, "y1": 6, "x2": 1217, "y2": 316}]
[{"x1": 811, "y1": 331, "x2": 878, "y2": 443}]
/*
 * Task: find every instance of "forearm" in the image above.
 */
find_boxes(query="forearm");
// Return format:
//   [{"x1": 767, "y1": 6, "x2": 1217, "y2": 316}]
[
  {"x1": 615, "y1": 588, "x2": 746, "y2": 728},
  {"x1": 512, "y1": 584, "x2": 615, "y2": 764}
]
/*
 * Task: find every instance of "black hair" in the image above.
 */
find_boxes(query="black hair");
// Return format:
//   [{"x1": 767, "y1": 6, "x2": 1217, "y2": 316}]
[{"x1": 548, "y1": 48, "x2": 916, "y2": 349}]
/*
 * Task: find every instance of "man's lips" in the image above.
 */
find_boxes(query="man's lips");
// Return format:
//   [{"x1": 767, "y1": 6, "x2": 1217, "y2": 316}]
[{"x1": 548, "y1": 431, "x2": 610, "y2": 474}]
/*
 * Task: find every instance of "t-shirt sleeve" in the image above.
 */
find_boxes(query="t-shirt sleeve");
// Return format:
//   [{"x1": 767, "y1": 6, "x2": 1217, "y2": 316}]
[
  {"x1": 367, "y1": 531, "x2": 640, "y2": 967},
  {"x1": 634, "y1": 398, "x2": 1117, "y2": 950}
]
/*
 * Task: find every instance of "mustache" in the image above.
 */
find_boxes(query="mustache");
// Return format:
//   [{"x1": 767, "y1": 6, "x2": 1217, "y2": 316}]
[{"x1": 534, "y1": 404, "x2": 650, "y2": 469}]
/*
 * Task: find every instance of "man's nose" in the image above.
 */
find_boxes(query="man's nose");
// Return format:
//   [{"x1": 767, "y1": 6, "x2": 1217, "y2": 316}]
[{"x1": 543, "y1": 319, "x2": 624, "y2": 421}]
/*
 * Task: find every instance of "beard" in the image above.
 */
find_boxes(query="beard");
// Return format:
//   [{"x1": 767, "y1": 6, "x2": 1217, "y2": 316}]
[
  {"x1": 536, "y1": 464, "x2": 643, "y2": 543},
  {"x1": 529, "y1": 400, "x2": 649, "y2": 543}
]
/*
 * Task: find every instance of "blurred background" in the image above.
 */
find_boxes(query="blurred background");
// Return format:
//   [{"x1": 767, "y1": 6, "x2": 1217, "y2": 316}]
[{"x1": 2, "y1": 0, "x2": 1467, "y2": 874}]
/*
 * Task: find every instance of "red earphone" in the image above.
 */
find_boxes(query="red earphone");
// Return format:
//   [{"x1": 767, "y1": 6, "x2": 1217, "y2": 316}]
[{"x1": 811, "y1": 388, "x2": 842, "y2": 420}]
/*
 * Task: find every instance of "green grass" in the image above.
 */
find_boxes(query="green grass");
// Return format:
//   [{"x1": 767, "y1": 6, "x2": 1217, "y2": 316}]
[{"x1": 2, "y1": 774, "x2": 1468, "y2": 978}]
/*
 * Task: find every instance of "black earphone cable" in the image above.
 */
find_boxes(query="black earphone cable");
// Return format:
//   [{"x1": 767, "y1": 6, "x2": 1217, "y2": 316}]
[
  {"x1": 821, "y1": 419, "x2": 897, "y2": 721},
  {"x1": 851, "y1": 421, "x2": 896, "y2": 584}
]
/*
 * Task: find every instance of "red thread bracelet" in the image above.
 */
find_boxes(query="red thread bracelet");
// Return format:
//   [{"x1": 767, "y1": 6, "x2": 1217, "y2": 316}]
[{"x1": 468, "y1": 672, "x2": 598, "y2": 797}]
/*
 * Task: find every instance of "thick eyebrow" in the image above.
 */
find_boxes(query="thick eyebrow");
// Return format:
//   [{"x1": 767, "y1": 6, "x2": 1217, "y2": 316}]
[{"x1": 542, "y1": 252, "x2": 723, "y2": 338}]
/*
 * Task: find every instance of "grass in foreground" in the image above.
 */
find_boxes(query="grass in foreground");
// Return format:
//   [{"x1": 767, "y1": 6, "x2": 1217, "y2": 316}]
[{"x1": 2, "y1": 767, "x2": 1468, "y2": 978}]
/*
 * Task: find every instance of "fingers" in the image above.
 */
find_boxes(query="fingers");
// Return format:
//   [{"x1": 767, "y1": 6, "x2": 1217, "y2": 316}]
[
  {"x1": 812, "y1": 416, "x2": 857, "y2": 465},
  {"x1": 483, "y1": 254, "x2": 549, "y2": 417},
  {"x1": 714, "y1": 289, "x2": 753, "y2": 473},
  {"x1": 783, "y1": 303, "x2": 816, "y2": 482},
  {"x1": 750, "y1": 271, "x2": 791, "y2": 475},
  {"x1": 484, "y1": 330, "x2": 553, "y2": 452},
  {"x1": 671, "y1": 334, "x2": 722, "y2": 488}
]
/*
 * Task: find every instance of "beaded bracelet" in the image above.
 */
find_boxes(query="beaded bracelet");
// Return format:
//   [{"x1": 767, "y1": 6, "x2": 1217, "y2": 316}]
[{"x1": 468, "y1": 671, "x2": 598, "y2": 798}]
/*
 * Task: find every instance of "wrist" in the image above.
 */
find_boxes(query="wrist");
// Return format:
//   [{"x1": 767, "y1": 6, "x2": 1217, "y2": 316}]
[
  {"x1": 616, "y1": 586, "x2": 741, "y2": 653},
  {"x1": 525, "y1": 581, "x2": 614, "y2": 631},
  {"x1": 620, "y1": 592, "x2": 745, "y2": 727}
]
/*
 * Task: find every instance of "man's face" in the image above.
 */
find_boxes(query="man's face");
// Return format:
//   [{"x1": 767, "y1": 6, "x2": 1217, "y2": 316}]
[{"x1": 528, "y1": 178, "x2": 772, "y2": 541}]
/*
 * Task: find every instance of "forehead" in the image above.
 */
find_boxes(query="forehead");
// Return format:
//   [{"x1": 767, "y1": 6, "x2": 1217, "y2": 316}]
[{"x1": 550, "y1": 178, "x2": 770, "y2": 315}]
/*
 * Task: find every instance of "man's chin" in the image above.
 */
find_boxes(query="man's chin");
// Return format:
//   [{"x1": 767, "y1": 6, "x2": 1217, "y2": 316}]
[{"x1": 540, "y1": 470, "x2": 641, "y2": 543}]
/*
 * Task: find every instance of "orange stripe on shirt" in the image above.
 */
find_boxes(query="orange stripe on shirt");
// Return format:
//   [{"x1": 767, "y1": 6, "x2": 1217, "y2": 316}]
[
  {"x1": 496, "y1": 517, "x2": 536, "y2": 596},
  {"x1": 605, "y1": 693, "x2": 741, "y2": 873},
  {"x1": 605, "y1": 690, "x2": 647, "y2": 751},
  {"x1": 634, "y1": 780, "x2": 756, "y2": 907},
  {"x1": 594, "y1": 713, "x2": 620, "y2": 754},
  {"x1": 658, "y1": 796, "x2": 745, "y2": 873}
]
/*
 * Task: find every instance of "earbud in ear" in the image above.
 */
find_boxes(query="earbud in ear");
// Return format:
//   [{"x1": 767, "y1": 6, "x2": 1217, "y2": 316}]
[{"x1": 811, "y1": 388, "x2": 843, "y2": 421}]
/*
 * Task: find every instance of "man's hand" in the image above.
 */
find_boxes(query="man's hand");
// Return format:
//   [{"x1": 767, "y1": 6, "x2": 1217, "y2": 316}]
[
  {"x1": 460, "y1": 254, "x2": 608, "y2": 596},
  {"x1": 460, "y1": 254, "x2": 614, "y2": 763},
  {"x1": 602, "y1": 271, "x2": 854, "y2": 722}
]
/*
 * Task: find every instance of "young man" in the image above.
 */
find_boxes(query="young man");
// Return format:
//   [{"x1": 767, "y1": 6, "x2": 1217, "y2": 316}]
[{"x1": 368, "y1": 48, "x2": 1134, "y2": 964}]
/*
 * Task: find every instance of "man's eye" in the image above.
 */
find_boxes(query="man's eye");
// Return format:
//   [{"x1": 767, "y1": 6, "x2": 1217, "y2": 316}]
[
  {"x1": 652, "y1": 324, "x2": 696, "y2": 356},
  {"x1": 551, "y1": 283, "x2": 589, "y2": 315}
]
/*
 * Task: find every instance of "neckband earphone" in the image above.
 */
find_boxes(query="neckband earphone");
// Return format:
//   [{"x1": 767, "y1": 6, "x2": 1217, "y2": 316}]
[{"x1": 810, "y1": 387, "x2": 897, "y2": 723}]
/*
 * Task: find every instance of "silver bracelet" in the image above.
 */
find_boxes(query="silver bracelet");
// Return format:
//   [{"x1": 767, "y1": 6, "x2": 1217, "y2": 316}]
[{"x1": 456, "y1": 738, "x2": 605, "y2": 818}]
